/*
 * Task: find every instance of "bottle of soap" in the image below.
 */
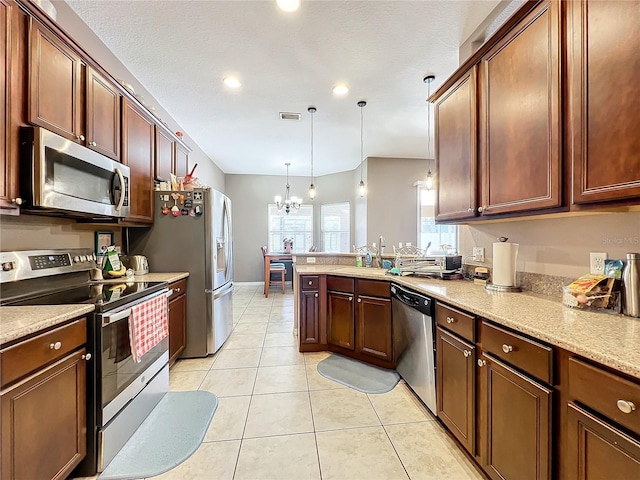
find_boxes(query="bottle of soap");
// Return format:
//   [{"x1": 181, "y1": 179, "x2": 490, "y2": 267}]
[
  {"x1": 365, "y1": 252, "x2": 372, "y2": 268},
  {"x1": 356, "y1": 255, "x2": 363, "y2": 267}
]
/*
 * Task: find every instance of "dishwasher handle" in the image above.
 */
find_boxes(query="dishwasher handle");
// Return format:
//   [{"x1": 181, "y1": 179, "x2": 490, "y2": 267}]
[{"x1": 391, "y1": 284, "x2": 433, "y2": 317}]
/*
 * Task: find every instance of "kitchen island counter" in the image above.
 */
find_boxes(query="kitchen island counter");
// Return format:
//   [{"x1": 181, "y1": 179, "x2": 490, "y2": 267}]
[{"x1": 295, "y1": 265, "x2": 640, "y2": 379}]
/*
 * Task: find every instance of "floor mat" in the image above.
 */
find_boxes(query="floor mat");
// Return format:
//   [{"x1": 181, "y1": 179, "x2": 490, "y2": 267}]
[
  {"x1": 317, "y1": 353, "x2": 400, "y2": 394},
  {"x1": 99, "y1": 390, "x2": 218, "y2": 480}
]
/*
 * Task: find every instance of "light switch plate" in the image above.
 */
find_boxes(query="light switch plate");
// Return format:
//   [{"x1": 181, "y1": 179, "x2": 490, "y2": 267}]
[
  {"x1": 473, "y1": 247, "x2": 485, "y2": 262},
  {"x1": 590, "y1": 252, "x2": 607, "y2": 275}
]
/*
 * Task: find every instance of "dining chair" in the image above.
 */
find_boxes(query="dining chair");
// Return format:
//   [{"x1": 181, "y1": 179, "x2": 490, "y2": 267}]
[{"x1": 261, "y1": 246, "x2": 285, "y2": 297}]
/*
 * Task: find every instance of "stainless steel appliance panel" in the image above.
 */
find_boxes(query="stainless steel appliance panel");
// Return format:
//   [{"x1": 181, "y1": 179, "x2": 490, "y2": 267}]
[
  {"x1": 391, "y1": 284, "x2": 437, "y2": 415},
  {"x1": 20, "y1": 127, "x2": 130, "y2": 218},
  {"x1": 213, "y1": 190, "x2": 233, "y2": 289},
  {"x1": 128, "y1": 188, "x2": 233, "y2": 357},
  {"x1": 210, "y1": 282, "x2": 234, "y2": 353}
]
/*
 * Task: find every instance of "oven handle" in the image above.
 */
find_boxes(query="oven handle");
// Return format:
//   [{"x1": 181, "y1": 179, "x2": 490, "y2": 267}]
[
  {"x1": 102, "y1": 308, "x2": 132, "y2": 326},
  {"x1": 100, "y1": 288, "x2": 169, "y2": 326},
  {"x1": 114, "y1": 167, "x2": 125, "y2": 212}
]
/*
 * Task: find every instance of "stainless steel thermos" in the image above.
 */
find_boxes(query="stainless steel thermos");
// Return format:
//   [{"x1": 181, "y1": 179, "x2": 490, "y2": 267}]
[{"x1": 622, "y1": 253, "x2": 640, "y2": 317}]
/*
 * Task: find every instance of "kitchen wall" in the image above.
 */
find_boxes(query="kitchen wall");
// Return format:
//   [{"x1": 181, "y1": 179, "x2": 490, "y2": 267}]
[
  {"x1": 365, "y1": 157, "x2": 428, "y2": 250},
  {"x1": 459, "y1": 211, "x2": 640, "y2": 279}
]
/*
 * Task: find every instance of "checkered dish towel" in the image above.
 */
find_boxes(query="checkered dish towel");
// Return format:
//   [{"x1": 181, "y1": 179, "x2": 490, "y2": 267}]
[{"x1": 128, "y1": 294, "x2": 169, "y2": 363}]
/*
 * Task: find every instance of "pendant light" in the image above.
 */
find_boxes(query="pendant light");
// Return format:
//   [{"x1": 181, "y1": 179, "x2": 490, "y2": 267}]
[
  {"x1": 308, "y1": 106, "x2": 317, "y2": 200},
  {"x1": 423, "y1": 75, "x2": 435, "y2": 191},
  {"x1": 275, "y1": 163, "x2": 301, "y2": 214},
  {"x1": 357, "y1": 100, "x2": 367, "y2": 197}
]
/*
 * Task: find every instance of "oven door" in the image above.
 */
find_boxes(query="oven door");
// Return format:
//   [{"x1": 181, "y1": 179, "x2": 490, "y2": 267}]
[
  {"x1": 98, "y1": 289, "x2": 169, "y2": 426},
  {"x1": 21, "y1": 126, "x2": 130, "y2": 218}
]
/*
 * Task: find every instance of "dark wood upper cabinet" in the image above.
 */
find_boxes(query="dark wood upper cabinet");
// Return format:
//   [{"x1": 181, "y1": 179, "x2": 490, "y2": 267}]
[
  {"x1": 479, "y1": 353, "x2": 552, "y2": 480},
  {"x1": 28, "y1": 18, "x2": 83, "y2": 142},
  {"x1": 569, "y1": 0, "x2": 640, "y2": 204},
  {"x1": 175, "y1": 142, "x2": 189, "y2": 178},
  {"x1": 434, "y1": 66, "x2": 478, "y2": 221},
  {"x1": 122, "y1": 98, "x2": 154, "y2": 224},
  {"x1": 155, "y1": 126, "x2": 174, "y2": 181},
  {"x1": 327, "y1": 290, "x2": 355, "y2": 350},
  {"x1": 478, "y1": 0, "x2": 561, "y2": 216},
  {"x1": 355, "y1": 295, "x2": 392, "y2": 362},
  {"x1": 86, "y1": 66, "x2": 120, "y2": 161}
]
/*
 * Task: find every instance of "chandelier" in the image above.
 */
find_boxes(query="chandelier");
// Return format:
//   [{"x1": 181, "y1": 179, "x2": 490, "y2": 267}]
[{"x1": 275, "y1": 162, "x2": 301, "y2": 214}]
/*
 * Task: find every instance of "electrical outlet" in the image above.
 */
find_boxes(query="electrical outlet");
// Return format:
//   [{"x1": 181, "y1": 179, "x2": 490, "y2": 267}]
[
  {"x1": 307, "y1": 257, "x2": 316, "y2": 264},
  {"x1": 590, "y1": 252, "x2": 607, "y2": 275},
  {"x1": 473, "y1": 247, "x2": 485, "y2": 263}
]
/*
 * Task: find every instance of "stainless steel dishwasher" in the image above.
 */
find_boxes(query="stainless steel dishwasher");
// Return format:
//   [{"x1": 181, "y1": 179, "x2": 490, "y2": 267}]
[{"x1": 391, "y1": 283, "x2": 437, "y2": 415}]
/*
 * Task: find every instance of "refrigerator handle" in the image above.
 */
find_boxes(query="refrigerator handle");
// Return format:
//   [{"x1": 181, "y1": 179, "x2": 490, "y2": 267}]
[{"x1": 223, "y1": 197, "x2": 231, "y2": 281}]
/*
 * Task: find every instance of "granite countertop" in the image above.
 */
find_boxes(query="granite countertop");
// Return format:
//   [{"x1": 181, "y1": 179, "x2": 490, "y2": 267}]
[
  {"x1": 0, "y1": 305, "x2": 95, "y2": 345},
  {"x1": 294, "y1": 265, "x2": 640, "y2": 379},
  {"x1": 0, "y1": 272, "x2": 189, "y2": 345}
]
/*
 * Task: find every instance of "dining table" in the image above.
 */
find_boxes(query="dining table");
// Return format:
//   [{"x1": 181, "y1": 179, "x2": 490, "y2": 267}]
[{"x1": 263, "y1": 251, "x2": 293, "y2": 296}]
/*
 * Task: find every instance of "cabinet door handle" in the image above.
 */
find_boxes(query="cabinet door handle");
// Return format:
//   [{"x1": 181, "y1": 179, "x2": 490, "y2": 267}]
[
  {"x1": 348, "y1": 296, "x2": 353, "y2": 302},
  {"x1": 502, "y1": 344, "x2": 514, "y2": 353},
  {"x1": 314, "y1": 293, "x2": 318, "y2": 298},
  {"x1": 308, "y1": 281, "x2": 312, "y2": 285},
  {"x1": 50, "y1": 341, "x2": 62, "y2": 350},
  {"x1": 463, "y1": 350, "x2": 471, "y2": 358},
  {"x1": 12, "y1": 197, "x2": 23, "y2": 205},
  {"x1": 617, "y1": 400, "x2": 636, "y2": 414},
  {"x1": 478, "y1": 205, "x2": 488, "y2": 213},
  {"x1": 467, "y1": 208, "x2": 475, "y2": 213},
  {"x1": 77, "y1": 134, "x2": 85, "y2": 141},
  {"x1": 175, "y1": 287, "x2": 181, "y2": 293},
  {"x1": 82, "y1": 353, "x2": 92, "y2": 361},
  {"x1": 446, "y1": 316, "x2": 455, "y2": 324},
  {"x1": 357, "y1": 298, "x2": 362, "y2": 303},
  {"x1": 477, "y1": 359, "x2": 486, "y2": 367},
  {"x1": 90, "y1": 141, "x2": 97, "y2": 146}
]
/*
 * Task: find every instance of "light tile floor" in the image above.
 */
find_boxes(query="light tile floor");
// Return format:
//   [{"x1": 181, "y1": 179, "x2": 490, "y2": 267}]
[
  {"x1": 75, "y1": 284, "x2": 483, "y2": 480},
  {"x1": 156, "y1": 284, "x2": 484, "y2": 480}
]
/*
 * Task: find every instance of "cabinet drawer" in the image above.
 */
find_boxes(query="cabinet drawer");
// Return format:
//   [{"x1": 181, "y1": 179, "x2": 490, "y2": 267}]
[
  {"x1": 168, "y1": 278, "x2": 187, "y2": 299},
  {"x1": 436, "y1": 303, "x2": 475, "y2": 342},
  {"x1": 327, "y1": 275, "x2": 354, "y2": 293},
  {"x1": 357, "y1": 279, "x2": 390, "y2": 298},
  {"x1": 0, "y1": 317, "x2": 86, "y2": 388},
  {"x1": 481, "y1": 320, "x2": 553, "y2": 384},
  {"x1": 569, "y1": 357, "x2": 640, "y2": 436},
  {"x1": 301, "y1": 275, "x2": 320, "y2": 291}
]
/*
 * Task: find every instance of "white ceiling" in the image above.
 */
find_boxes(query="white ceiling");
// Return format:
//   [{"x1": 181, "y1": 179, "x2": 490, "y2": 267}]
[{"x1": 63, "y1": 0, "x2": 500, "y2": 177}]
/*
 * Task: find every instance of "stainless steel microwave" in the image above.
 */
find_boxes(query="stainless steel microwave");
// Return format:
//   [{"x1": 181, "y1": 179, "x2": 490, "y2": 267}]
[{"x1": 20, "y1": 127, "x2": 130, "y2": 218}]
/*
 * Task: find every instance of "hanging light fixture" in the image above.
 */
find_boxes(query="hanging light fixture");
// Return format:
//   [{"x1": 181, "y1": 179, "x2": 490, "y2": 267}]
[
  {"x1": 357, "y1": 100, "x2": 367, "y2": 197},
  {"x1": 308, "y1": 106, "x2": 317, "y2": 200},
  {"x1": 423, "y1": 75, "x2": 436, "y2": 191},
  {"x1": 275, "y1": 162, "x2": 301, "y2": 214}
]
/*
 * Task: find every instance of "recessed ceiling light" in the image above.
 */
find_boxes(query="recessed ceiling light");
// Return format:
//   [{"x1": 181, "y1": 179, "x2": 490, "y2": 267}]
[
  {"x1": 223, "y1": 77, "x2": 242, "y2": 89},
  {"x1": 333, "y1": 84, "x2": 349, "y2": 96},
  {"x1": 277, "y1": 0, "x2": 300, "y2": 13}
]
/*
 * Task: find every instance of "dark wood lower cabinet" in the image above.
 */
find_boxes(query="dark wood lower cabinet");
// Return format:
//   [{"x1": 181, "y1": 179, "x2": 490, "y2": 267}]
[
  {"x1": 168, "y1": 290, "x2": 187, "y2": 365},
  {"x1": 327, "y1": 290, "x2": 355, "y2": 350},
  {"x1": 300, "y1": 290, "x2": 320, "y2": 344},
  {"x1": 436, "y1": 326, "x2": 476, "y2": 455},
  {"x1": 479, "y1": 353, "x2": 552, "y2": 480},
  {"x1": 356, "y1": 295, "x2": 392, "y2": 361},
  {"x1": 1, "y1": 349, "x2": 86, "y2": 480},
  {"x1": 566, "y1": 403, "x2": 640, "y2": 479}
]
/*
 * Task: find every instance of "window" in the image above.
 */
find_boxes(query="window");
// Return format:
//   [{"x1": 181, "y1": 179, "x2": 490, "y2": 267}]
[
  {"x1": 268, "y1": 205, "x2": 314, "y2": 253},
  {"x1": 418, "y1": 186, "x2": 458, "y2": 254},
  {"x1": 321, "y1": 202, "x2": 350, "y2": 252}
]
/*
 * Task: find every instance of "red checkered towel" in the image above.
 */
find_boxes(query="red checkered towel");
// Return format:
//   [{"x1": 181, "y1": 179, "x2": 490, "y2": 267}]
[{"x1": 128, "y1": 294, "x2": 169, "y2": 363}]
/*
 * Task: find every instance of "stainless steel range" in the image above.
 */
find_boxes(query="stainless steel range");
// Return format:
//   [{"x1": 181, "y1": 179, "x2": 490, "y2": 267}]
[{"x1": 0, "y1": 248, "x2": 170, "y2": 475}]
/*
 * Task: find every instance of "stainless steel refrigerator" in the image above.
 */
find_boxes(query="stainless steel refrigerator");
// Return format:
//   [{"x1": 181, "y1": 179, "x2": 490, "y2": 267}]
[{"x1": 128, "y1": 188, "x2": 233, "y2": 357}]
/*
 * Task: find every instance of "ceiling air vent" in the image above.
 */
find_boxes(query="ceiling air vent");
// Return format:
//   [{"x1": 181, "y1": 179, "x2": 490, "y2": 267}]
[{"x1": 279, "y1": 112, "x2": 301, "y2": 121}]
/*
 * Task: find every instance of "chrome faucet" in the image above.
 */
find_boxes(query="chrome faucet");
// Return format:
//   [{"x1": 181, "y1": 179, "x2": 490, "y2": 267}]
[{"x1": 376, "y1": 235, "x2": 386, "y2": 268}]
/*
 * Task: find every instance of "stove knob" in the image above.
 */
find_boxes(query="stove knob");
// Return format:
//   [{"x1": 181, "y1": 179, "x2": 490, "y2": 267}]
[
  {"x1": 73, "y1": 256, "x2": 80, "y2": 263},
  {"x1": 1, "y1": 262, "x2": 15, "y2": 271}
]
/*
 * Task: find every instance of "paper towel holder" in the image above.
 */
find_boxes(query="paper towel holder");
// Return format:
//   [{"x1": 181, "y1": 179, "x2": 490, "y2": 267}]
[{"x1": 485, "y1": 236, "x2": 522, "y2": 293}]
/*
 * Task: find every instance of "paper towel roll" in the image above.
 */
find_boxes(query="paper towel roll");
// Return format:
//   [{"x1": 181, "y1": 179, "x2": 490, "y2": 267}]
[{"x1": 493, "y1": 242, "x2": 519, "y2": 287}]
